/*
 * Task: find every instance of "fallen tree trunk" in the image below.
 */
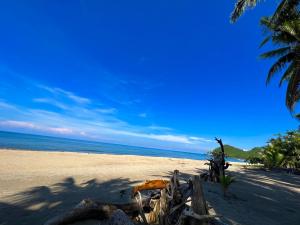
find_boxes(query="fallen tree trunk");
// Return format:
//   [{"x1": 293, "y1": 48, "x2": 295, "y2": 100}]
[{"x1": 44, "y1": 198, "x2": 151, "y2": 225}]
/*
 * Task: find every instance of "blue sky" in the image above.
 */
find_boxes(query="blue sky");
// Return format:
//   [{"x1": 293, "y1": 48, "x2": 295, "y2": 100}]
[{"x1": 0, "y1": 0, "x2": 298, "y2": 152}]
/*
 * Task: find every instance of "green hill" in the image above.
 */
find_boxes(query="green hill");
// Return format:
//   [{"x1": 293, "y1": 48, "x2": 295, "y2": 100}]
[{"x1": 212, "y1": 145, "x2": 263, "y2": 159}]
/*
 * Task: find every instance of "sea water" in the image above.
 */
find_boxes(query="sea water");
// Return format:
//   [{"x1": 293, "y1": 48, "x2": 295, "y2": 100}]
[{"x1": 0, "y1": 131, "x2": 243, "y2": 162}]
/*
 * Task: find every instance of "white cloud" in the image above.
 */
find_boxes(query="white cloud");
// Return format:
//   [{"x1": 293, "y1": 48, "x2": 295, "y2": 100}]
[
  {"x1": 99, "y1": 129, "x2": 192, "y2": 144},
  {"x1": 94, "y1": 108, "x2": 117, "y2": 114},
  {"x1": 47, "y1": 127, "x2": 73, "y2": 134},
  {"x1": 189, "y1": 136, "x2": 213, "y2": 143},
  {"x1": 33, "y1": 98, "x2": 68, "y2": 109},
  {"x1": 59, "y1": 89, "x2": 91, "y2": 104},
  {"x1": 148, "y1": 134, "x2": 192, "y2": 144},
  {"x1": 0, "y1": 120, "x2": 37, "y2": 129},
  {"x1": 0, "y1": 79, "x2": 215, "y2": 151},
  {"x1": 37, "y1": 85, "x2": 91, "y2": 104},
  {"x1": 0, "y1": 120, "x2": 74, "y2": 135},
  {"x1": 138, "y1": 113, "x2": 147, "y2": 118},
  {"x1": 0, "y1": 100, "x2": 18, "y2": 110},
  {"x1": 148, "y1": 125, "x2": 173, "y2": 131}
]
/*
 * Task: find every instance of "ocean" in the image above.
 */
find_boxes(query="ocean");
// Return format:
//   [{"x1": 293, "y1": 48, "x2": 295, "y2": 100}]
[{"x1": 0, "y1": 131, "x2": 243, "y2": 162}]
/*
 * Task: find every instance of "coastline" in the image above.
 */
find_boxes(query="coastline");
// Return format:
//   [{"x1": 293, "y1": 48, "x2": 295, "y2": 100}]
[
  {"x1": 0, "y1": 148, "x2": 211, "y2": 162},
  {"x1": 0, "y1": 146, "x2": 244, "y2": 163},
  {"x1": 0, "y1": 131, "x2": 244, "y2": 162}
]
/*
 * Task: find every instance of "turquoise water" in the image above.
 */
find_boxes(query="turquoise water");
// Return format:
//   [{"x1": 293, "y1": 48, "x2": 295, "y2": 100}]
[{"x1": 0, "y1": 131, "x2": 243, "y2": 162}]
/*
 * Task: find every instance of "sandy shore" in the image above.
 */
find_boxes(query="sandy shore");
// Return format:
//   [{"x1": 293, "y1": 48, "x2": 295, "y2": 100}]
[{"x1": 0, "y1": 149, "x2": 299, "y2": 225}]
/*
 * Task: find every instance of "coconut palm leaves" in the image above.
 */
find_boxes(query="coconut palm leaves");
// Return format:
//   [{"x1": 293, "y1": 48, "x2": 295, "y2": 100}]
[
  {"x1": 262, "y1": 131, "x2": 300, "y2": 169},
  {"x1": 263, "y1": 145, "x2": 285, "y2": 168},
  {"x1": 260, "y1": 17, "x2": 300, "y2": 111},
  {"x1": 231, "y1": 0, "x2": 259, "y2": 23},
  {"x1": 231, "y1": 0, "x2": 300, "y2": 23},
  {"x1": 231, "y1": 0, "x2": 300, "y2": 116}
]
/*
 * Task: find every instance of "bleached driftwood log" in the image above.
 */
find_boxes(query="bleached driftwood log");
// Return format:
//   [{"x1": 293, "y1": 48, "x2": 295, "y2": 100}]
[
  {"x1": 44, "y1": 198, "x2": 151, "y2": 225},
  {"x1": 109, "y1": 209, "x2": 135, "y2": 225},
  {"x1": 45, "y1": 170, "x2": 222, "y2": 225},
  {"x1": 191, "y1": 175, "x2": 208, "y2": 225}
]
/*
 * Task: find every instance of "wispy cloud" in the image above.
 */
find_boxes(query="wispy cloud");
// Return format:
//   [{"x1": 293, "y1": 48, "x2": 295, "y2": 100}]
[
  {"x1": 33, "y1": 98, "x2": 68, "y2": 110},
  {"x1": 0, "y1": 118, "x2": 212, "y2": 147},
  {"x1": 0, "y1": 120, "x2": 37, "y2": 129},
  {"x1": 0, "y1": 74, "x2": 214, "y2": 151},
  {"x1": 0, "y1": 99, "x2": 18, "y2": 110},
  {"x1": 138, "y1": 113, "x2": 147, "y2": 118},
  {"x1": 94, "y1": 108, "x2": 117, "y2": 114},
  {"x1": 189, "y1": 136, "x2": 213, "y2": 143},
  {"x1": 37, "y1": 85, "x2": 91, "y2": 104},
  {"x1": 0, "y1": 120, "x2": 74, "y2": 135},
  {"x1": 148, "y1": 125, "x2": 173, "y2": 131}
]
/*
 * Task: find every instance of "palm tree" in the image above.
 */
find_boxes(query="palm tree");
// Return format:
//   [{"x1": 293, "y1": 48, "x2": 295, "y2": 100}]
[
  {"x1": 231, "y1": 0, "x2": 300, "y2": 23},
  {"x1": 260, "y1": 16, "x2": 300, "y2": 112},
  {"x1": 231, "y1": 0, "x2": 300, "y2": 116},
  {"x1": 263, "y1": 143, "x2": 285, "y2": 169}
]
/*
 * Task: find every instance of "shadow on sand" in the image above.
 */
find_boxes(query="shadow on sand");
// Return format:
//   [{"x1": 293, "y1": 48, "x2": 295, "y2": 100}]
[
  {"x1": 1, "y1": 168, "x2": 300, "y2": 225},
  {"x1": 0, "y1": 177, "x2": 139, "y2": 225},
  {"x1": 155, "y1": 168, "x2": 300, "y2": 225}
]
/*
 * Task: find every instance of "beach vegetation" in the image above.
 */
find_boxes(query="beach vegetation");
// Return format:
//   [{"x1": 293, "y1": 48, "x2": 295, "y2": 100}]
[
  {"x1": 262, "y1": 130, "x2": 300, "y2": 169},
  {"x1": 213, "y1": 130, "x2": 300, "y2": 171},
  {"x1": 212, "y1": 145, "x2": 263, "y2": 160},
  {"x1": 245, "y1": 130, "x2": 300, "y2": 171},
  {"x1": 245, "y1": 155, "x2": 264, "y2": 165},
  {"x1": 219, "y1": 175, "x2": 235, "y2": 197}
]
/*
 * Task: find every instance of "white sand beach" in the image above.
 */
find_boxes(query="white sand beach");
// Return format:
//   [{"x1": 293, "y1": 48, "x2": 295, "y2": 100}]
[{"x1": 0, "y1": 149, "x2": 299, "y2": 225}]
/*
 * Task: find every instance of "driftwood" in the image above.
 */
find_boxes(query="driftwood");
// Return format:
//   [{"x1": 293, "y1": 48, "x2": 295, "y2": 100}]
[
  {"x1": 215, "y1": 138, "x2": 225, "y2": 178},
  {"x1": 201, "y1": 138, "x2": 231, "y2": 182},
  {"x1": 159, "y1": 188, "x2": 168, "y2": 225},
  {"x1": 132, "y1": 180, "x2": 170, "y2": 197},
  {"x1": 108, "y1": 209, "x2": 135, "y2": 225},
  {"x1": 44, "y1": 198, "x2": 151, "y2": 225},
  {"x1": 45, "y1": 170, "x2": 221, "y2": 225},
  {"x1": 191, "y1": 175, "x2": 208, "y2": 225}
]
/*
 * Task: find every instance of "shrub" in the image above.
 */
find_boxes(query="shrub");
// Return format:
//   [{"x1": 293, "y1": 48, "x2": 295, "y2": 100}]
[{"x1": 219, "y1": 175, "x2": 235, "y2": 197}]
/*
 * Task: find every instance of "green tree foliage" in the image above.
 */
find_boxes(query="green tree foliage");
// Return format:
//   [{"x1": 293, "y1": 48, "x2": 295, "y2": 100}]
[
  {"x1": 260, "y1": 16, "x2": 300, "y2": 112},
  {"x1": 231, "y1": 0, "x2": 299, "y2": 24},
  {"x1": 213, "y1": 131, "x2": 300, "y2": 170},
  {"x1": 231, "y1": 0, "x2": 300, "y2": 117},
  {"x1": 262, "y1": 144, "x2": 285, "y2": 168},
  {"x1": 247, "y1": 130, "x2": 300, "y2": 169},
  {"x1": 264, "y1": 131, "x2": 300, "y2": 169},
  {"x1": 212, "y1": 145, "x2": 263, "y2": 159},
  {"x1": 246, "y1": 155, "x2": 264, "y2": 164}
]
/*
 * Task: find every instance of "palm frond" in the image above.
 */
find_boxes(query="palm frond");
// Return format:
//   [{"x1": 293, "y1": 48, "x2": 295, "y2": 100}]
[
  {"x1": 294, "y1": 113, "x2": 300, "y2": 119},
  {"x1": 271, "y1": 0, "x2": 300, "y2": 25},
  {"x1": 260, "y1": 17, "x2": 275, "y2": 30},
  {"x1": 266, "y1": 53, "x2": 295, "y2": 84},
  {"x1": 272, "y1": 32, "x2": 298, "y2": 45},
  {"x1": 219, "y1": 175, "x2": 235, "y2": 189},
  {"x1": 260, "y1": 47, "x2": 291, "y2": 59},
  {"x1": 231, "y1": 0, "x2": 259, "y2": 23},
  {"x1": 286, "y1": 65, "x2": 300, "y2": 110},
  {"x1": 280, "y1": 20, "x2": 300, "y2": 41},
  {"x1": 279, "y1": 62, "x2": 295, "y2": 86},
  {"x1": 259, "y1": 36, "x2": 272, "y2": 48}
]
